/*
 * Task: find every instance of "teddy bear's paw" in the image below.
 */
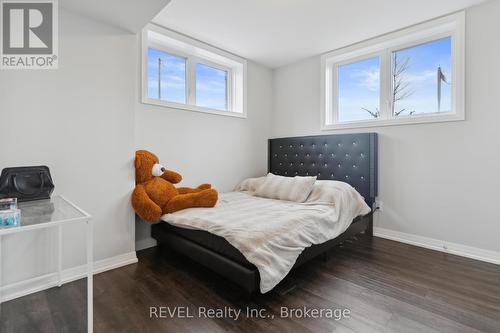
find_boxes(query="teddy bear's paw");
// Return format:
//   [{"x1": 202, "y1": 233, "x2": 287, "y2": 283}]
[
  {"x1": 141, "y1": 207, "x2": 162, "y2": 222},
  {"x1": 196, "y1": 189, "x2": 218, "y2": 206},
  {"x1": 197, "y1": 183, "x2": 212, "y2": 190}
]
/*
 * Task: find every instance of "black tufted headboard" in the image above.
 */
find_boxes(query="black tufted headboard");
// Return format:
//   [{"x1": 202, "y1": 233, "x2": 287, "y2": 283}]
[{"x1": 268, "y1": 133, "x2": 378, "y2": 207}]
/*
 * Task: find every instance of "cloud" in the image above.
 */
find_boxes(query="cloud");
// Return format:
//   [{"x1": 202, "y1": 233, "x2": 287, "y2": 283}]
[
  {"x1": 147, "y1": 57, "x2": 186, "y2": 73},
  {"x1": 402, "y1": 70, "x2": 435, "y2": 83},
  {"x1": 196, "y1": 79, "x2": 226, "y2": 93},
  {"x1": 197, "y1": 97, "x2": 226, "y2": 110},
  {"x1": 148, "y1": 77, "x2": 185, "y2": 90},
  {"x1": 349, "y1": 67, "x2": 380, "y2": 92}
]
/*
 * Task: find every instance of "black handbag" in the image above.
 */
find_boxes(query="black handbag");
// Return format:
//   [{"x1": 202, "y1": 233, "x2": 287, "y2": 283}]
[{"x1": 0, "y1": 166, "x2": 55, "y2": 202}]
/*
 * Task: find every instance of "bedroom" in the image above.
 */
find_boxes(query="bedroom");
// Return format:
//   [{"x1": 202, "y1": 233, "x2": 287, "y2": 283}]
[{"x1": 0, "y1": 0, "x2": 499, "y2": 332}]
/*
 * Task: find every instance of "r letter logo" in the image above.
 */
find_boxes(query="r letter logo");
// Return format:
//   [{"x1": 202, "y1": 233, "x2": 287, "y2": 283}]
[{"x1": 1, "y1": 0, "x2": 58, "y2": 69}]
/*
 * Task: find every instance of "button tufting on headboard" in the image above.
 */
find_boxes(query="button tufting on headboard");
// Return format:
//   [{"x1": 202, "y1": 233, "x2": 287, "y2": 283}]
[{"x1": 268, "y1": 133, "x2": 378, "y2": 207}]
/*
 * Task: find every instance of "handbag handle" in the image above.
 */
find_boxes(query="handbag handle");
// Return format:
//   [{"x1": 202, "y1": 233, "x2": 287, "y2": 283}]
[{"x1": 12, "y1": 172, "x2": 45, "y2": 196}]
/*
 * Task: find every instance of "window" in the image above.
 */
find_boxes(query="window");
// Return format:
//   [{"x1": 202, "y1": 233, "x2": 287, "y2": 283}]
[
  {"x1": 195, "y1": 63, "x2": 228, "y2": 111},
  {"x1": 321, "y1": 12, "x2": 464, "y2": 129},
  {"x1": 142, "y1": 24, "x2": 247, "y2": 117},
  {"x1": 338, "y1": 56, "x2": 380, "y2": 122},
  {"x1": 391, "y1": 37, "x2": 452, "y2": 116},
  {"x1": 147, "y1": 48, "x2": 187, "y2": 103}
]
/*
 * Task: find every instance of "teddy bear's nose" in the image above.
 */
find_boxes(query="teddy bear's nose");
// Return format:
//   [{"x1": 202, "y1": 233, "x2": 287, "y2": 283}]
[{"x1": 161, "y1": 167, "x2": 166, "y2": 172}]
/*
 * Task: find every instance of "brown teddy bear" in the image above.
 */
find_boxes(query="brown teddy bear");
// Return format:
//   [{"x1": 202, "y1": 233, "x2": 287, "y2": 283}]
[{"x1": 132, "y1": 150, "x2": 218, "y2": 222}]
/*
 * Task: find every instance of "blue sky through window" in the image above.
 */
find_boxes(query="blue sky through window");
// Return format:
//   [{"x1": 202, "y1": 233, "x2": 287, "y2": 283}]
[
  {"x1": 338, "y1": 57, "x2": 380, "y2": 122},
  {"x1": 337, "y1": 37, "x2": 452, "y2": 122},
  {"x1": 147, "y1": 48, "x2": 228, "y2": 111},
  {"x1": 147, "y1": 48, "x2": 186, "y2": 104},
  {"x1": 393, "y1": 37, "x2": 452, "y2": 115},
  {"x1": 196, "y1": 63, "x2": 228, "y2": 111}
]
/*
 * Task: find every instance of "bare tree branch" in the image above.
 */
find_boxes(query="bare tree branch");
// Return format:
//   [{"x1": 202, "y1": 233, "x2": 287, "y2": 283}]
[
  {"x1": 361, "y1": 53, "x2": 416, "y2": 118},
  {"x1": 392, "y1": 53, "x2": 415, "y2": 116},
  {"x1": 394, "y1": 108, "x2": 416, "y2": 116},
  {"x1": 361, "y1": 107, "x2": 380, "y2": 118}
]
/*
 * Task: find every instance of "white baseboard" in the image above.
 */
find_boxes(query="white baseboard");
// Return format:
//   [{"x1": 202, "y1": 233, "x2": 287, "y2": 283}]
[
  {"x1": 374, "y1": 227, "x2": 500, "y2": 265},
  {"x1": 1, "y1": 251, "x2": 138, "y2": 303},
  {"x1": 135, "y1": 237, "x2": 157, "y2": 251}
]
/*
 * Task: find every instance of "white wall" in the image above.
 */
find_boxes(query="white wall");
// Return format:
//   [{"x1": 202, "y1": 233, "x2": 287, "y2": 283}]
[
  {"x1": 2, "y1": 0, "x2": 496, "y2": 300},
  {"x1": 0, "y1": 9, "x2": 136, "y2": 287},
  {"x1": 134, "y1": 61, "x2": 273, "y2": 248},
  {"x1": 0, "y1": 4, "x2": 274, "y2": 292},
  {"x1": 272, "y1": 0, "x2": 500, "y2": 254}
]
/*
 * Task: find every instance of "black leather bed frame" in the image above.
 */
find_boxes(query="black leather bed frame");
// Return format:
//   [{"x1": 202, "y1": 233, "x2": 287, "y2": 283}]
[{"x1": 151, "y1": 133, "x2": 378, "y2": 293}]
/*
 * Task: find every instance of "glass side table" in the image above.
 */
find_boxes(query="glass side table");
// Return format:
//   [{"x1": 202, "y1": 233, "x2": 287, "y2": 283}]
[{"x1": 0, "y1": 196, "x2": 93, "y2": 333}]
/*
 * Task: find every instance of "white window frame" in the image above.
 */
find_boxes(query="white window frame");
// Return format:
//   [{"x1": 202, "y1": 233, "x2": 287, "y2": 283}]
[
  {"x1": 193, "y1": 59, "x2": 233, "y2": 112},
  {"x1": 321, "y1": 12, "x2": 465, "y2": 130},
  {"x1": 142, "y1": 24, "x2": 247, "y2": 118}
]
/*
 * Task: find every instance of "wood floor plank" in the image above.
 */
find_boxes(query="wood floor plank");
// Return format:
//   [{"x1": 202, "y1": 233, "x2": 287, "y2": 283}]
[{"x1": 1, "y1": 236, "x2": 499, "y2": 333}]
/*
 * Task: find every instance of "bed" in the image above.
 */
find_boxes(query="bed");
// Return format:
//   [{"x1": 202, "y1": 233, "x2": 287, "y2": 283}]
[{"x1": 151, "y1": 133, "x2": 378, "y2": 293}]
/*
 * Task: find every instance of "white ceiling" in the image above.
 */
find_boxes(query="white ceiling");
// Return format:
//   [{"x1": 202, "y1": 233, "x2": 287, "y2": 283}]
[
  {"x1": 61, "y1": 0, "x2": 171, "y2": 33},
  {"x1": 154, "y1": 0, "x2": 488, "y2": 68}
]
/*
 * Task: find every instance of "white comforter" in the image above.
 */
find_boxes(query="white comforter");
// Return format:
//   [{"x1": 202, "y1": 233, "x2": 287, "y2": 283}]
[{"x1": 161, "y1": 189, "x2": 370, "y2": 293}]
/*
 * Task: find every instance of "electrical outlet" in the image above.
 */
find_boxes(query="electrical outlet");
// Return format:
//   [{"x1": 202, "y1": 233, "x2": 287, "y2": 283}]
[{"x1": 374, "y1": 200, "x2": 383, "y2": 212}]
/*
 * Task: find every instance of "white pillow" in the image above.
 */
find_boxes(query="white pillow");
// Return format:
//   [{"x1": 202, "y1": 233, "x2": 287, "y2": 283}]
[
  {"x1": 304, "y1": 180, "x2": 371, "y2": 221},
  {"x1": 234, "y1": 176, "x2": 266, "y2": 193},
  {"x1": 305, "y1": 180, "x2": 371, "y2": 215},
  {"x1": 253, "y1": 173, "x2": 317, "y2": 202},
  {"x1": 305, "y1": 180, "x2": 351, "y2": 205}
]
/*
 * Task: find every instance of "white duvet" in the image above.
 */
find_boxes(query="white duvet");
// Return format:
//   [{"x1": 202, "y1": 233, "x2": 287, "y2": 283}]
[{"x1": 161, "y1": 182, "x2": 370, "y2": 293}]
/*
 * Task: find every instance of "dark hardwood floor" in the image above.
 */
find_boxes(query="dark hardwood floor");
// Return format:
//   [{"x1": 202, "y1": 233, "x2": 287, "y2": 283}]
[{"x1": 2, "y1": 235, "x2": 500, "y2": 333}]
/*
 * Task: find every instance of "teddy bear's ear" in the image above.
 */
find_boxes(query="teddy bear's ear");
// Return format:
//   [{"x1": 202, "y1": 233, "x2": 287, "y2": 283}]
[
  {"x1": 135, "y1": 151, "x2": 147, "y2": 174},
  {"x1": 136, "y1": 150, "x2": 159, "y2": 163},
  {"x1": 134, "y1": 152, "x2": 144, "y2": 184},
  {"x1": 135, "y1": 150, "x2": 157, "y2": 184},
  {"x1": 135, "y1": 151, "x2": 142, "y2": 169}
]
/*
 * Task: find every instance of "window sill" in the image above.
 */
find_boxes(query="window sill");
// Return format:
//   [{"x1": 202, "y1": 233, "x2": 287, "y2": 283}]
[
  {"x1": 142, "y1": 98, "x2": 247, "y2": 119},
  {"x1": 321, "y1": 113, "x2": 464, "y2": 130}
]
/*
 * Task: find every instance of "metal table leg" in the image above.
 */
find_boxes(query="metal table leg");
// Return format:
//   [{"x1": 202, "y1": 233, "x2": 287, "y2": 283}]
[
  {"x1": 58, "y1": 225, "x2": 62, "y2": 287},
  {"x1": 0, "y1": 235, "x2": 2, "y2": 305},
  {"x1": 87, "y1": 219, "x2": 93, "y2": 333}
]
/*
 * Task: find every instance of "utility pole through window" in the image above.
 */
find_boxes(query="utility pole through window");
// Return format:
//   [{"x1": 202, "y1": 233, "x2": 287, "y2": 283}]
[{"x1": 158, "y1": 58, "x2": 162, "y2": 100}]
